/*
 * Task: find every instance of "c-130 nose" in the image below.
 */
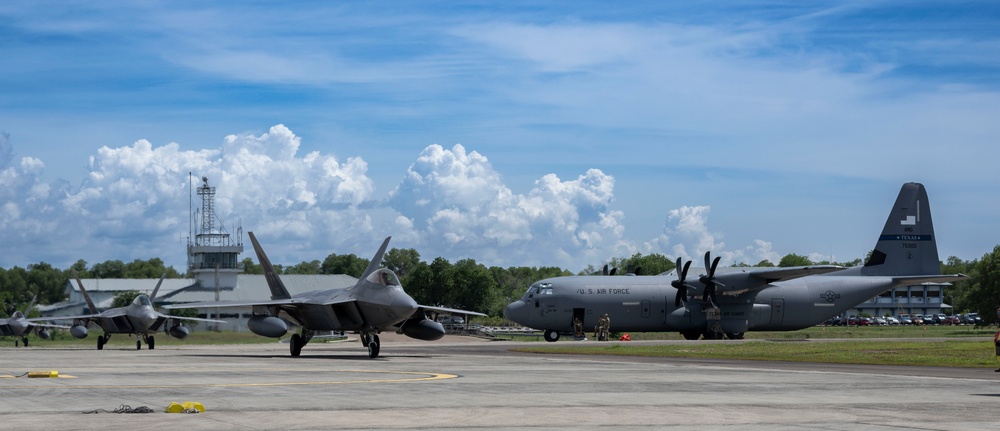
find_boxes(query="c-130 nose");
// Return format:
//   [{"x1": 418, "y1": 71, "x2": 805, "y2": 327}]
[{"x1": 503, "y1": 300, "x2": 527, "y2": 323}]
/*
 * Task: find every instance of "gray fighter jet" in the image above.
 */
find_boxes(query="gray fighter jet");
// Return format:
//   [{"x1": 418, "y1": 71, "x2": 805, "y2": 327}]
[
  {"x1": 0, "y1": 298, "x2": 68, "y2": 347},
  {"x1": 504, "y1": 182, "x2": 967, "y2": 341},
  {"x1": 165, "y1": 232, "x2": 486, "y2": 358},
  {"x1": 57, "y1": 273, "x2": 225, "y2": 350}
]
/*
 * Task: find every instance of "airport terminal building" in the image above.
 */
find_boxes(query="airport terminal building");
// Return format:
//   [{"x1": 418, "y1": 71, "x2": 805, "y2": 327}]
[{"x1": 847, "y1": 282, "x2": 952, "y2": 318}]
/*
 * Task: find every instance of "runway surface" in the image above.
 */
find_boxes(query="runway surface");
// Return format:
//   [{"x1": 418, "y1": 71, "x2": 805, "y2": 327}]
[{"x1": 1, "y1": 336, "x2": 999, "y2": 430}]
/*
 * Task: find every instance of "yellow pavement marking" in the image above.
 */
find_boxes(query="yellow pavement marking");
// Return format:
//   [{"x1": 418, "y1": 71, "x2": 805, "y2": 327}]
[
  {"x1": 0, "y1": 370, "x2": 455, "y2": 389},
  {"x1": 0, "y1": 375, "x2": 77, "y2": 378}
]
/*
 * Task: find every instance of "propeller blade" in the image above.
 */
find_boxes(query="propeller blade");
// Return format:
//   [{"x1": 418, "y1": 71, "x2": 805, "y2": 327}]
[
  {"x1": 609, "y1": 267, "x2": 617, "y2": 276},
  {"x1": 699, "y1": 252, "x2": 724, "y2": 307},
  {"x1": 672, "y1": 258, "x2": 693, "y2": 307},
  {"x1": 602, "y1": 264, "x2": 609, "y2": 276}
]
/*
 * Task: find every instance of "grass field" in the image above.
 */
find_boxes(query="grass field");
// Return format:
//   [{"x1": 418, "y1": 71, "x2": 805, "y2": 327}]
[{"x1": 511, "y1": 325, "x2": 1000, "y2": 368}]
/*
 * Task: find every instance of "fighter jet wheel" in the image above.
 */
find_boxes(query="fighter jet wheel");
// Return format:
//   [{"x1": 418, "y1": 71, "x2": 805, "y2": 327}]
[
  {"x1": 136, "y1": 339, "x2": 142, "y2": 350},
  {"x1": 367, "y1": 340, "x2": 380, "y2": 358},
  {"x1": 725, "y1": 332, "x2": 744, "y2": 340},
  {"x1": 148, "y1": 336, "x2": 155, "y2": 350},
  {"x1": 22, "y1": 337, "x2": 29, "y2": 347},
  {"x1": 290, "y1": 333, "x2": 303, "y2": 357},
  {"x1": 543, "y1": 330, "x2": 560, "y2": 342},
  {"x1": 97, "y1": 336, "x2": 105, "y2": 350}
]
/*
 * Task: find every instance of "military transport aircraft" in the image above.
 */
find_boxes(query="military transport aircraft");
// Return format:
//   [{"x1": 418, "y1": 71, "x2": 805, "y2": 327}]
[
  {"x1": 165, "y1": 232, "x2": 486, "y2": 358},
  {"x1": 504, "y1": 182, "x2": 967, "y2": 341},
  {"x1": 56, "y1": 273, "x2": 225, "y2": 350},
  {"x1": 0, "y1": 297, "x2": 68, "y2": 347}
]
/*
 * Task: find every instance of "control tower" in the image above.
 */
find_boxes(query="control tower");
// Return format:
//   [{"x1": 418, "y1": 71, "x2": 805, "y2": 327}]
[{"x1": 188, "y1": 175, "x2": 243, "y2": 289}]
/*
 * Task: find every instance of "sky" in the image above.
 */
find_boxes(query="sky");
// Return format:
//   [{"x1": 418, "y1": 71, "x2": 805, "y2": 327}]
[{"x1": 1, "y1": 1, "x2": 999, "y2": 273}]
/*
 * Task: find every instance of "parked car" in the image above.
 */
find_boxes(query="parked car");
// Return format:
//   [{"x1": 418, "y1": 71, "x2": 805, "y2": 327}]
[
  {"x1": 885, "y1": 316, "x2": 900, "y2": 325},
  {"x1": 912, "y1": 315, "x2": 925, "y2": 325},
  {"x1": 856, "y1": 317, "x2": 871, "y2": 326},
  {"x1": 897, "y1": 315, "x2": 913, "y2": 325},
  {"x1": 942, "y1": 315, "x2": 961, "y2": 325},
  {"x1": 872, "y1": 316, "x2": 887, "y2": 326},
  {"x1": 934, "y1": 314, "x2": 948, "y2": 324},
  {"x1": 965, "y1": 313, "x2": 983, "y2": 325},
  {"x1": 436, "y1": 315, "x2": 465, "y2": 325}
]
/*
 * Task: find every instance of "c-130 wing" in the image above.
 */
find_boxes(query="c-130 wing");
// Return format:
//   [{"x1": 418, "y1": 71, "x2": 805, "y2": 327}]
[{"x1": 713, "y1": 265, "x2": 845, "y2": 295}]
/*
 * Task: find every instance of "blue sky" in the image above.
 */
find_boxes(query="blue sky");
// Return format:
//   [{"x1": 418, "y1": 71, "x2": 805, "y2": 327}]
[{"x1": 1, "y1": 1, "x2": 998, "y2": 272}]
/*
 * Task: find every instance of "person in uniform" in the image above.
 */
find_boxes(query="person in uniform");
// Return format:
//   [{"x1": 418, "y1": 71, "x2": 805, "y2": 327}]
[
  {"x1": 595, "y1": 313, "x2": 611, "y2": 341},
  {"x1": 573, "y1": 316, "x2": 584, "y2": 340}
]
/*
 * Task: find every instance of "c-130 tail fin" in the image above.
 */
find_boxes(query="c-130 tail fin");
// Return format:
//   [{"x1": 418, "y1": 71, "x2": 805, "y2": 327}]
[{"x1": 862, "y1": 182, "x2": 941, "y2": 277}]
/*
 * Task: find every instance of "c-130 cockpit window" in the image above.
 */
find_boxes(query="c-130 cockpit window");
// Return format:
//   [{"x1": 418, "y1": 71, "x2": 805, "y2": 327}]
[{"x1": 526, "y1": 282, "x2": 553, "y2": 299}]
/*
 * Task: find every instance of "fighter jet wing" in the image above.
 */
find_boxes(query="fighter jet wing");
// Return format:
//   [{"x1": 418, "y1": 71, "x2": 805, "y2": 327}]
[
  {"x1": 164, "y1": 298, "x2": 310, "y2": 309},
  {"x1": 48, "y1": 310, "x2": 125, "y2": 322},
  {"x1": 419, "y1": 305, "x2": 487, "y2": 317},
  {"x1": 21, "y1": 319, "x2": 71, "y2": 330},
  {"x1": 49, "y1": 311, "x2": 135, "y2": 333},
  {"x1": 148, "y1": 313, "x2": 226, "y2": 331}
]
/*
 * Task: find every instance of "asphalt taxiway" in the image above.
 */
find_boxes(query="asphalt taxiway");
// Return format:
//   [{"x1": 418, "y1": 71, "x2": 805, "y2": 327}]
[{"x1": 1, "y1": 336, "x2": 999, "y2": 430}]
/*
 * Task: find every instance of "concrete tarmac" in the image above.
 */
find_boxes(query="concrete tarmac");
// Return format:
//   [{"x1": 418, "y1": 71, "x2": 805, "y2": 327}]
[{"x1": 1, "y1": 336, "x2": 999, "y2": 430}]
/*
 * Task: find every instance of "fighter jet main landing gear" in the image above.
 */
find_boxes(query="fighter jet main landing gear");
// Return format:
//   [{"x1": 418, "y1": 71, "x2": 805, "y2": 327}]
[
  {"x1": 290, "y1": 329, "x2": 314, "y2": 357},
  {"x1": 140, "y1": 334, "x2": 155, "y2": 350},
  {"x1": 97, "y1": 334, "x2": 111, "y2": 350},
  {"x1": 361, "y1": 332, "x2": 381, "y2": 358},
  {"x1": 16, "y1": 337, "x2": 28, "y2": 347}
]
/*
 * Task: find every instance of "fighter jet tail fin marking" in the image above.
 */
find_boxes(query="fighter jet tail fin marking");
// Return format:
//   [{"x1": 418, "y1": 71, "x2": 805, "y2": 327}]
[
  {"x1": 248, "y1": 231, "x2": 292, "y2": 300},
  {"x1": 863, "y1": 182, "x2": 942, "y2": 277}
]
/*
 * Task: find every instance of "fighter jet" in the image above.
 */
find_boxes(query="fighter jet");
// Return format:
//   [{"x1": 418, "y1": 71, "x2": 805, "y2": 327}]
[
  {"x1": 504, "y1": 182, "x2": 967, "y2": 341},
  {"x1": 56, "y1": 272, "x2": 225, "y2": 350},
  {"x1": 166, "y1": 232, "x2": 486, "y2": 358},
  {"x1": 0, "y1": 297, "x2": 68, "y2": 347}
]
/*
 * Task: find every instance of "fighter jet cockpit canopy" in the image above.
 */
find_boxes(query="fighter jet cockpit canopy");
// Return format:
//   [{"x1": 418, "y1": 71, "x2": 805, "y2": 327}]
[
  {"x1": 366, "y1": 268, "x2": 401, "y2": 288},
  {"x1": 133, "y1": 295, "x2": 152, "y2": 307},
  {"x1": 523, "y1": 282, "x2": 554, "y2": 299}
]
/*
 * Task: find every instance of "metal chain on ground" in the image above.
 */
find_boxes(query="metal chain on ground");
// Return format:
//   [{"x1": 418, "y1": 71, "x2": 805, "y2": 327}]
[{"x1": 83, "y1": 404, "x2": 155, "y2": 414}]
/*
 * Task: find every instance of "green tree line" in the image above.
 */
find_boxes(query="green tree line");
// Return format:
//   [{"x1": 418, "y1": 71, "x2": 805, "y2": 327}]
[{"x1": 4, "y1": 248, "x2": 1000, "y2": 322}]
